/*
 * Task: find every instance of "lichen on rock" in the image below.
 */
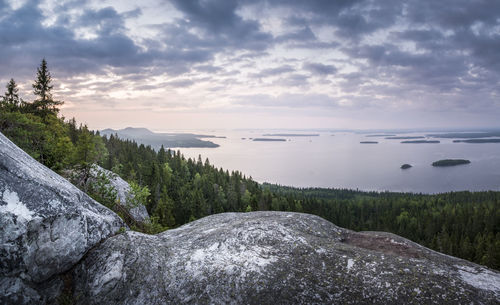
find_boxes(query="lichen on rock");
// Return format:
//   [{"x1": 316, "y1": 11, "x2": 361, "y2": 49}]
[
  {"x1": 0, "y1": 132, "x2": 125, "y2": 304},
  {"x1": 72, "y1": 212, "x2": 500, "y2": 305}
]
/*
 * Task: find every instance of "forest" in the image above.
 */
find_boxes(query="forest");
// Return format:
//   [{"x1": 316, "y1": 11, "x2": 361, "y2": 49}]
[{"x1": 1, "y1": 60, "x2": 499, "y2": 271}]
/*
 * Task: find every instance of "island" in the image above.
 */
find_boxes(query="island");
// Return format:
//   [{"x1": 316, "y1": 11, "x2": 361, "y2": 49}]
[
  {"x1": 401, "y1": 164, "x2": 412, "y2": 169},
  {"x1": 401, "y1": 140, "x2": 440, "y2": 144},
  {"x1": 263, "y1": 133, "x2": 319, "y2": 137},
  {"x1": 360, "y1": 141, "x2": 378, "y2": 144},
  {"x1": 366, "y1": 134, "x2": 396, "y2": 137},
  {"x1": 253, "y1": 138, "x2": 287, "y2": 142},
  {"x1": 100, "y1": 127, "x2": 220, "y2": 149},
  {"x1": 427, "y1": 131, "x2": 500, "y2": 139},
  {"x1": 386, "y1": 136, "x2": 425, "y2": 139},
  {"x1": 453, "y1": 139, "x2": 500, "y2": 143},
  {"x1": 432, "y1": 159, "x2": 471, "y2": 167}
]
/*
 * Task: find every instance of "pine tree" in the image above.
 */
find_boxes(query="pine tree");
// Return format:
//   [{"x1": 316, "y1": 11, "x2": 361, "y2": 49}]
[
  {"x1": 1, "y1": 78, "x2": 22, "y2": 109},
  {"x1": 32, "y1": 59, "x2": 63, "y2": 115}
]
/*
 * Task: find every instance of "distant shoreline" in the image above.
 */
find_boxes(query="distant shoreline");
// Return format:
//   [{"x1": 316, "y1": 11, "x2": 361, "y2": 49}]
[
  {"x1": 253, "y1": 138, "x2": 287, "y2": 142},
  {"x1": 453, "y1": 139, "x2": 500, "y2": 143},
  {"x1": 401, "y1": 140, "x2": 440, "y2": 144},
  {"x1": 263, "y1": 133, "x2": 319, "y2": 137}
]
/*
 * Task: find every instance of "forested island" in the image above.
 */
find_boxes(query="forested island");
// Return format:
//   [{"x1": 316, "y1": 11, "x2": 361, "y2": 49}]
[
  {"x1": 453, "y1": 139, "x2": 500, "y2": 143},
  {"x1": 253, "y1": 138, "x2": 287, "y2": 142},
  {"x1": 360, "y1": 141, "x2": 378, "y2": 144},
  {"x1": 386, "y1": 136, "x2": 425, "y2": 139},
  {"x1": 365, "y1": 134, "x2": 396, "y2": 137},
  {"x1": 428, "y1": 132, "x2": 500, "y2": 139},
  {"x1": 0, "y1": 60, "x2": 499, "y2": 271},
  {"x1": 401, "y1": 164, "x2": 412, "y2": 169},
  {"x1": 432, "y1": 159, "x2": 471, "y2": 167},
  {"x1": 401, "y1": 140, "x2": 440, "y2": 144},
  {"x1": 100, "y1": 127, "x2": 219, "y2": 149},
  {"x1": 263, "y1": 133, "x2": 319, "y2": 137}
]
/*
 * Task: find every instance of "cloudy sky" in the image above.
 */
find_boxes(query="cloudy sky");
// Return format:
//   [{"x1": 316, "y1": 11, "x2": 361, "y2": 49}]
[{"x1": 1, "y1": 0, "x2": 499, "y2": 130}]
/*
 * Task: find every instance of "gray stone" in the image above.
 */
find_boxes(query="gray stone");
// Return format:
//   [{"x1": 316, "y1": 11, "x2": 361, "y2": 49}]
[
  {"x1": 91, "y1": 165, "x2": 149, "y2": 223},
  {"x1": 0, "y1": 132, "x2": 125, "y2": 304},
  {"x1": 72, "y1": 211, "x2": 500, "y2": 305}
]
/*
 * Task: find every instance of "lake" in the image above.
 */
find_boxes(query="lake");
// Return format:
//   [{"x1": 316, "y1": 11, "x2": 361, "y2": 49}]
[{"x1": 172, "y1": 130, "x2": 500, "y2": 194}]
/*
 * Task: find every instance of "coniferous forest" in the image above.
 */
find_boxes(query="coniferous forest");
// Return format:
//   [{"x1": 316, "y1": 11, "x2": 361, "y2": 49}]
[{"x1": 1, "y1": 60, "x2": 499, "y2": 270}]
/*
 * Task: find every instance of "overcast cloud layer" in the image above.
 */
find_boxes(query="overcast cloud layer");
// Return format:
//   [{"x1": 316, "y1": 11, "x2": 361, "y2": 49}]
[{"x1": 1, "y1": 0, "x2": 499, "y2": 129}]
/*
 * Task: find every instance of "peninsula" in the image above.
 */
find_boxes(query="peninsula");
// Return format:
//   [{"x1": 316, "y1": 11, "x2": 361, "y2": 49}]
[{"x1": 100, "y1": 127, "x2": 219, "y2": 149}]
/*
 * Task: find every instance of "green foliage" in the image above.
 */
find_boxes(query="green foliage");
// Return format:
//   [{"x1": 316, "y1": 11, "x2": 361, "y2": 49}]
[
  {"x1": 86, "y1": 166, "x2": 118, "y2": 209},
  {"x1": 127, "y1": 182, "x2": 150, "y2": 208},
  {"x1": 31, "y1": 58, "x2": 63, "y2": 116},
  {"x1": 0, "y1": 78, "x2": 23, "y2": 111},
  {"x1": 141, "y1": 216, "x2": 167, "y2": 234}
]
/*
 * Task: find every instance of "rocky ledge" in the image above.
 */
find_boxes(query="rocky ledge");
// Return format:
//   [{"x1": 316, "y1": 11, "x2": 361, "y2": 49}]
[{"x1": 72, "y1": 212, "x2": 500, "y2": 304}]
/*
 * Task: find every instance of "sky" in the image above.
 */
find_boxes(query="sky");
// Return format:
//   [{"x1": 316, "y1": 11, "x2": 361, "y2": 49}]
[{"x1": 1, "y1": 0, "x2": 499, "y2": 130}]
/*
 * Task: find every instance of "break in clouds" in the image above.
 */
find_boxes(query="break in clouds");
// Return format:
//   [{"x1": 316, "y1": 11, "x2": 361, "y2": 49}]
[{"x1": 1, "y1": 0, "x2": 499, "y2": 128}]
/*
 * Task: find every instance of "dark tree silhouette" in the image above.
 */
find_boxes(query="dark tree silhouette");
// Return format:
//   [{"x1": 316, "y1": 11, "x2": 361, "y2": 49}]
[
  {"x1": 32, "y1": 59, "x2": 63, "y2": 115},
  {"x1": 1, "y1": 78, "x2": 22, "y2": 109}
]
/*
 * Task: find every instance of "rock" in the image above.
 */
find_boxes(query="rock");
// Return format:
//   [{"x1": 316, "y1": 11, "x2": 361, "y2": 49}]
[
  {"x1": 0, "y1": 132, "x2": 125, "y2": 304},
  {"x1": 91, "y1": 165, "x2": 149, "y2": 223},
  {"x1": 72, "y1": 212, "x2": 500, "y2": 304}
]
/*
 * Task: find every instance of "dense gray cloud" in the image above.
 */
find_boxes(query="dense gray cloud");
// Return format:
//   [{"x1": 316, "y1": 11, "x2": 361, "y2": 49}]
[
  {"x1": 234, "y1": 93, "x2": 338, "y2": 108},
  {"x1": 0, "y1": 0, "x2": 498, "y2": 127},
  {"x1": 303, "y1": 63, "x2": 337, "y2": 76},
  {"x1": 250, "y1": 65, "x2": 295, "y2": 79}
]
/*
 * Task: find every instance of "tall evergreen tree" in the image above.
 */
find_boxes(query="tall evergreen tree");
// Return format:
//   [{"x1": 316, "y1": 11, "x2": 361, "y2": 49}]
[
  {"x1": 32, "y1": 59, "x2": 62, "y2": 115},
  {"x1": 1, "y1": 78, "x2": 22, "y2": 109}
]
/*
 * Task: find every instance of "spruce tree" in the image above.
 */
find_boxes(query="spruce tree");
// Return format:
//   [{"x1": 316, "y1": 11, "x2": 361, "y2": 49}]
[
  {"x1": 1, "y1": 78, "x2": 22, "y2": 109},
  {"x1": 32, "y1": 58, "x2": 63, "y2": 115}
]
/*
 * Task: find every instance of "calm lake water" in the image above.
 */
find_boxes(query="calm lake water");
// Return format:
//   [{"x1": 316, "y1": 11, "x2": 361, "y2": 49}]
[{"x1": 173, "y1": 130, "x2": 500, "y2": 194}]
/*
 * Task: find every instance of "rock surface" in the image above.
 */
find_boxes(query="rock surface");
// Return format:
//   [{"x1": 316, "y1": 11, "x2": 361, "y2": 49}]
[
  {"x1": 0, "y1": 132, "x2": 125, "y2": 304},
  {"x1": 91, "y1": 165, "x2": 149, "y2": 223},
  {"x1": 72, "y1": 212, "x2": 500, "y2": 305}
]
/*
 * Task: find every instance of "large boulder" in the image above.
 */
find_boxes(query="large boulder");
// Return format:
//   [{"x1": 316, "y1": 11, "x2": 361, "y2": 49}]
[
  {"x1": 72, "y1": 211, "x2": 500, "y2": 304},
  {"x1": 0, "y1": 132, "x2": 125, "y2": 304},
  {"x1": 90, "y1": 165, "x2": 149, "y2": 223}
]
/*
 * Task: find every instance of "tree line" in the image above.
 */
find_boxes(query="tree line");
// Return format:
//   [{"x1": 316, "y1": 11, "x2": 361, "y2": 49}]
[{"x1": 1, "y1": 60, "x2": 498, "y2": 270}]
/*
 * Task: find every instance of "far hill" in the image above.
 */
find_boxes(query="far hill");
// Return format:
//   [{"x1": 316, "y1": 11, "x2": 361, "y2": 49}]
[{"x1": 100, "y1": 127, "x2": 219, "y2": 149}]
